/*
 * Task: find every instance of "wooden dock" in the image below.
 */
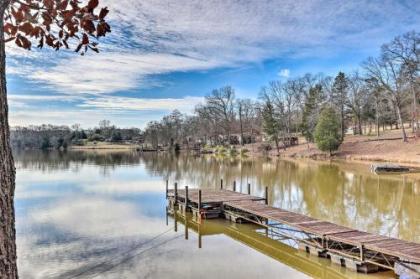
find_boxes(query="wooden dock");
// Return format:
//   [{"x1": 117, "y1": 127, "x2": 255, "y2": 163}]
[
  {"x1": 169, "y1": 211, "x2": 373, "y2": 279},
  {"x1": 166, "y1": 182, "x2": 420, "y2": 277}
]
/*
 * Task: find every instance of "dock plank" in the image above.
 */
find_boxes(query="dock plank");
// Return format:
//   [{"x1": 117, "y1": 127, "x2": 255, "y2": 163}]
[{"x1": 224, "y1": 199, "x2": 420, "y2": 263}]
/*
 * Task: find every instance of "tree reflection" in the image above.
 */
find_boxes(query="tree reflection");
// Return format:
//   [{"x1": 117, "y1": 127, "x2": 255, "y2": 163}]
[{"x1": 15, "y1": 150, "x2": 420, "y2": 242}]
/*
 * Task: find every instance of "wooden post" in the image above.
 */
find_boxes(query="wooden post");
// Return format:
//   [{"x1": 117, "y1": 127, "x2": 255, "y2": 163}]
[
  {"x1": 185, "y1": 216, "x2": 189, "y2": 240},
  {"x1": 185, "y1": 186, "x2": 189, "y2": 214},
  {"x1": 265, "y1": 186, "x2": 268, "y2": 205},
  {"x1": 233, "y1": 180, "x2": 236, "y2": 192},
  {"x1": 165, "y1": 206, "x2": 168, "y2": 226},
  {"x1": 360, "y1": 244, "x2": 365, "y2": 261},
  {"x1": 220, "y1": 179, "x2": 223, "y2": 190},
  {"x1": 247, "y1": 183, "x2": 251, "y2": 195},
  {"x1": 198, "y1": 189, "x2": 202, "y2": 211},
  {"x1": 197, "y1": 190, "x2": 201, "y2": 223},
  {"x1": 165, "y1": 180, "x2": 168, "y2": 198},
  {"x1": 198, "y1": 228, "x2": 202, "y2": 249},
  {"x1": 174, "y1": 182, "x2": 178, "y2": 205}
]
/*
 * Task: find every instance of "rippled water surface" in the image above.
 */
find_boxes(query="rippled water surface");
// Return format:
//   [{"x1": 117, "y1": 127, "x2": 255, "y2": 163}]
[{"x1": 15, "y1": 150, "x2": 419, "y2": 278}]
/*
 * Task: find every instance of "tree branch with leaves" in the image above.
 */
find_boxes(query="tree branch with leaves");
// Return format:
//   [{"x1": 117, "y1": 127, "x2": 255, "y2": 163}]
[{"x1": 0, "y1": 1, "x2": 111, "y2": 278}]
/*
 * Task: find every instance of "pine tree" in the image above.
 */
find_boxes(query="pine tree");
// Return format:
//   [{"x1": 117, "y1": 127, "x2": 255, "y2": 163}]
[
  {"x1": 331, "y1": 72, "x2": 348, "y2": 140},
  {"x1": 314, "y1": 107, "x2": 343, "y2": 155},
  {"x1": 262, "y1": 100, "x2": 281, "y2": 154},
  {"x1": 301, "y1": 84, "x2": 323, "y2": 142}
]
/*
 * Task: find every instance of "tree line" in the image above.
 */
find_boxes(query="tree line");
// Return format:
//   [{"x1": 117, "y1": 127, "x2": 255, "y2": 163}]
[
  {"x1": 11, "y1": 122, "x2": 141, "y2": 150},
  {"x1": 142, "y1": 31, "x2": 419, "y2": 153},
  {"x1": 11, "y1": 31, "x2": 419, "y2": 154}
]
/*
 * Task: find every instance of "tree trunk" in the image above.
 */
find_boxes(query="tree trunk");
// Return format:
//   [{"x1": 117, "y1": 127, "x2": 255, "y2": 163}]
[
  {"x1": 357, "y1": 116, "x2": 362, "y2": 135},
  {"x1": 340, "y1": 105, "x2": 345, "y2": 140},
  {"x1": 0, "y1": 10, "x2": 19, "y2": 279},
  {"x1": 239, "y1": 106, "x2": 244, "y2": 146},
  {"x1": 274, "y1": 137, "x2": 280, "y2": 155},
  {"x1": 411, "y1": 84, "x2": 419, "y2": 136},
  {"x1": 396, "y1": 104, "x2": 407, "y2": 142}
]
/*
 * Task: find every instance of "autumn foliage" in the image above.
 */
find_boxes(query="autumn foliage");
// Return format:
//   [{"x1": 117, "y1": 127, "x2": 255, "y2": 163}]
[{"x1": 3, "y1": 0, "x2": 111, "y2": 54}]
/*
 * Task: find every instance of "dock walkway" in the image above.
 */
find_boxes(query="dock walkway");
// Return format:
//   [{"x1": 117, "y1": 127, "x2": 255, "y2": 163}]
[{"x1": 167, "y1": 187, "x2": 420, "y2": 277}]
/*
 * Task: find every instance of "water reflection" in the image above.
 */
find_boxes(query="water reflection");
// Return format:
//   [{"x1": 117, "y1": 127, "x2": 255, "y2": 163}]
[
  {"x1": 14, "y1": 150, "x2": 419, "y2": 278},
  {"x1": 170, "y1": 211, "x2": 394, "y2": 279}
]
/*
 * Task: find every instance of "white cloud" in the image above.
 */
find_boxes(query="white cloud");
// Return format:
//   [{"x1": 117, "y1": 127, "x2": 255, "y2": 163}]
[
  {"x1": 278, "y1": 69, "x2": 290, "y2": 78},
  {"x1": 31, "y1": 197, "x2": 164, "y2": 239},
  {"x1": 29, "y1": 52, "x2": 225, "y2": 94},
  {"x1": 79, "y1": 96, "x2": 203, "y2": 112},
  {"x1": 9, "y1": 95, "x2": 203, "y2": 127},
  {"x1": 8, "y1": 0, "x2": 419, "y2": 95},
  {"x1": 10, "y1": 108, "x2": 158, "y2": 128}
]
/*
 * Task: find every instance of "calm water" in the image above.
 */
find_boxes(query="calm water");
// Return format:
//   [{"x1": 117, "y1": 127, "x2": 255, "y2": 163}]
[{"x1": 14, "y1": 150, "x2": 420, "y2": 279}]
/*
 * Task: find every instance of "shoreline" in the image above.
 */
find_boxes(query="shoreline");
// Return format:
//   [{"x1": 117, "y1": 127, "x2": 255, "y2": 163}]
[{"x1": 57, "y1": 129, "x2": 420, "y2": 168}]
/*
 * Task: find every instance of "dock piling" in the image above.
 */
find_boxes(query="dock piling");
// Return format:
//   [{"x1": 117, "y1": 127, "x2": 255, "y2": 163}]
[
  {"x1": 233, "y1": 181, "x2": 236, "y2": 192},
  {"x1": 265, "y1": 186, "x2": 268, "y2": 205},
  {"x1": 198, "y1": 189, "x2": 202, "y2": 221},
  {"x1": 185, "y1": 216, "x2": 189, "y2": 240},
  {"x1": 247, "y1": 183, "x2": 251, "y2": 195},
  {"x1": 174, "y1": 182, "x2": 178, "y2": 205},
  {"x1": 198, "y1": 189, "x2": 202, "y2": 210},
  {"x1": 185, "y1": 186, "x2": 189, "y2": 214},
  {"x1": 220, "y1": 179, "x2": 223, "y2": 190},
  {"x1": 165, "y1": 180, "x2": 168, "y2": 198}
]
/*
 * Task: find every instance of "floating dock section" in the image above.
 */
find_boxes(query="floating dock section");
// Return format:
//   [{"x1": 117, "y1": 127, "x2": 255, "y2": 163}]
[
  {"x1": 166, "y1": 181, "x2": 420, "y2": 278},
  {"x1": 371, "y1": 164, "x2": 410, "y2": 174}
]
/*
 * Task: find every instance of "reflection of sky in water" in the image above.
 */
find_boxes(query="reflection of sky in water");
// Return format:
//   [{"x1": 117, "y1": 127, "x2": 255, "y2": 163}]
[{"x1": 15, "y1": 153, "x2": 312, "y2": 279}]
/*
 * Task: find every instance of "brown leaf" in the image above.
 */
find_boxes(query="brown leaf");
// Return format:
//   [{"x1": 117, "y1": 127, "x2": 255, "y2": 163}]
[
  {"x1": 16, "y1": 35, "x2": 31, "y2": 50},
  {"x1": 18, "y1": 22, "x2": 34, "y2": 36},
  {"x1": 99, "y1": 7, "x2": 109, "y2": 20},
  {"x1": 59, "y1": 0, "x2": 69, "y2": 10},
  {"x1": 82, "y1": 19, "x2": 95, "y2": 33},
  {"x1": 87, "y1": 0, "x2": 99, "y2": 10},
  {"x1": 82, "y1": 33, "x2": 89, "y2": 44}
]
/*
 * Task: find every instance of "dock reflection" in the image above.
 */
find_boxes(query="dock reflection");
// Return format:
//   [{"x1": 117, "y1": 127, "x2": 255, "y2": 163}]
[{"x1": 167, "y1": 208, "x2": 394, "y2": 279}]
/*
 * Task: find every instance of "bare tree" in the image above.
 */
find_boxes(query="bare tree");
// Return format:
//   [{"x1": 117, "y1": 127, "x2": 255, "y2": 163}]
[
  {"x1": 203, "y1": 86, "x2": 236, "y2": 142},
  {"x1": 382, "y1": 31, "x2": 419, "y2": 134},
  {"x1": 236, "y1": 98, "x2": 256, "y2": 145},
  {"x1": 363, "y1": 55, "x2": 409, "y2": 141},
  {"x1": 346, "y1": 73, "x2": 366, "y2": 135}
]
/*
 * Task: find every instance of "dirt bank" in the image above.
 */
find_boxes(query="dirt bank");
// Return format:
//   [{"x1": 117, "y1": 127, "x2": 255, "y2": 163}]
[{"x1": 246, "y1": 129, "x2": 420, "y2": 167}]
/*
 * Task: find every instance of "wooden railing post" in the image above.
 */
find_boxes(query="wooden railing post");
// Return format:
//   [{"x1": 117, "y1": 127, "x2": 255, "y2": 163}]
[
  {"x1": 265, "y1": 186, "x2": 268, "y2": 205},
  {"x1": 233, "y1": 180, "x2": 236, "y2": 192},
  {"x1": 247, "y1": 183, "x2": 251, "y2": 195},
  {"x1": 220, "y1": 179, "x2": 223, "y2": 190}
]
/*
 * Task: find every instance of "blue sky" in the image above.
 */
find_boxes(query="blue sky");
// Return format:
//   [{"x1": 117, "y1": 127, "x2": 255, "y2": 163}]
[{"x1": 7, "y1": 0, "x2": 420, "y2": 128}]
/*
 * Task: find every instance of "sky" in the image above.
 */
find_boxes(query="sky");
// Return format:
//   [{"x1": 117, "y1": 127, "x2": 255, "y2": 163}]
[{"x1": 7, "y1": 0, "x2": 420, "y2": 128}]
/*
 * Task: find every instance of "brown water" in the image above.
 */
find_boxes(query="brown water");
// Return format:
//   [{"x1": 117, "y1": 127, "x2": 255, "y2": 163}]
[{"x1": 14, "y1": 150, "x2": 419, "y2": 278}]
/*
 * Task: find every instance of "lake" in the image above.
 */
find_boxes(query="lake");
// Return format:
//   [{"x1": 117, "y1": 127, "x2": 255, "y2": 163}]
[{"x1": 14, "y1": 150, "x2": 420, "y2": 278}]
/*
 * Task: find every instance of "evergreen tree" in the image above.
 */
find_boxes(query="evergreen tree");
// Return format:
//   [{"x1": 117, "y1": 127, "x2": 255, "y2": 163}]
[
  {"x1": 314, "y1": 107, "x2": 343, "y2": 155},
  {"x1": 262, "y1": 100, "x2": 281, "y2": 154},
  {"x1": 332, "y1": 72, "x2": 348, "y2": 140},
  {"x1": 301, "y1": 84, "x2": 323, "y2": 142}
]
